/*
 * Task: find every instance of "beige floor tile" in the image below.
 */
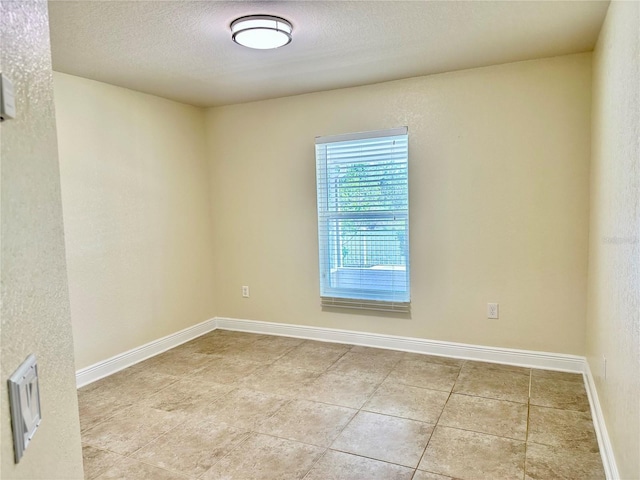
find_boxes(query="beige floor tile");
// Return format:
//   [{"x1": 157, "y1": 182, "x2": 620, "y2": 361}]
[
  {"x1": 453, "y1": 367, "x2": 530, "y2": 403},
  {"x1": 82, "y1": 405, "x2": 185, "y2": 455},
  {"x1": 84, "y1": 370, "x2": 180, "y2": 405},
  {"x1": 386, "y1": 359, "x2": 460, "y2": 392},
  {"x1": 273, "y1": 341, "x2": 350, "y2": 372},
  {"x1": 304, "y1": 450, "x2": 414, "y2": 480},
  {"x1": 139, "y1": 377, "x2": 233, "y2": 413},
  {"x1": 438, "y1": 393, "x2": 528, "y2": 440},
  {"x1": 525, "y1": 442, "x2": 605, "y2": 480},
  {"x1": 304, "y1": 339, "x2": 353, "y2": 352},
  {"x1": 184, "y1": 331, "x2": 260, "y2": 355},
  {"x1": 212, "y1": 330, "x2": 264, "y2": 343},
  {"x1": 530, "y1": 376, "x2": 590, "y2": 412},
  {"x1": 132, "y1": 416, "x2": 249, "y2": 477},
  {"x1": 363, "y1": 382, "x2": 449, "y2": 423},
  {"x1": 240, "y1": 364, "x2": 320, "y2": 396},
  {"x1": 94, "y1": 456, "x2": 192, "y2": 480},
  {"x1": 134, "y1": 349, "x2": 215, "y2": 377},
  {"x1": 187, "y1": 340, "x2": 244, "y2": 356},
  {"x1": 190, "y1": 356, "x2": 263, "y2": 384},
  {"x1": 252, "y1": 334, "x2": 306, "y2": 349},
  {"x1": 402, "y1": 353, "x2": 464, "y2": 368},
  {"x1": 82, "y1": 445, "x2": 125, "y2": 480},
  {"x1": 200, "y1": 433, "x2": 324, "y2": 480},
  {"x1": 296, "y1": 372, "x2": 381, "y2": 408},
  {"x1": 198, "y1": 388, "x2": 289, "y2": 430},
  {"x1": 332, "y1": 411, "x2": 434, "y2": 468},
  {"x1": 167, "y1": 337, "x2": 210, "y2": 354},
  {"x1": 77, "y1": 389, "x2": 132, "y2": 433},
  {"x1": 528, "y1": 405, "x2": 599, "y2": 452},
  {"x1": 221, "y1": 336, "x2": 301, "y2": 363},
  {"x1": 413, "y1": 471, "x2": 457, "y2": 480},
  {"x1": 79, "y1": 369, "x2": 131, "y2": 395},
  {"x1": 255, "y1": 399, "x2": 356, "y2": 447},
  {"x1": 328, "y1": 352, "x2": 400, "y2": 382},
  {"x1": 227, "y1": 347, "x2": 293, "y2": 364},
  {"x1": 78, "y1": 368, "x2": 149, "y2": 394},
  {"x1": 349, "y1": 346, "x2": 407, "y2": 362},
  {"x1": 462, "y1": 360, "x2": 531, "y2": 376},
  {"x1": 531, "y1": 369, "x2": 584, "y2": 383},
  {"x1": 419, "y1": 426, "x2": 525, "y2": 479}
]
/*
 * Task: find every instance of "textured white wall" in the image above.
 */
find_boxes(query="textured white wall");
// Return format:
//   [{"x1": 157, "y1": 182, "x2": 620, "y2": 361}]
[
  {"x1": 54, "y1": 73, "x2": 216, "y2": 369},
  {"x1": 587, "y1": 2, "x2": 640, "y2": 478},
  {"x1": 205, "y1": 53, "x2": 592, "y2": 355},
  {"x1": 0, "y1": 1, "x2": 84, "y2": 478}
]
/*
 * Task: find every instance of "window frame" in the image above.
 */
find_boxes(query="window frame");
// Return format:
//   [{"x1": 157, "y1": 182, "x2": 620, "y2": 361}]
[{"x1": 315, "y1": 127, "x2": 410, "y2": 312}]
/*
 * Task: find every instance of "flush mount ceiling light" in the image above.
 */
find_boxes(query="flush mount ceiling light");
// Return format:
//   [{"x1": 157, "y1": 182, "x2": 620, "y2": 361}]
[{"x1": 231, "y1": 15, "x2": 293, "y2": 50}]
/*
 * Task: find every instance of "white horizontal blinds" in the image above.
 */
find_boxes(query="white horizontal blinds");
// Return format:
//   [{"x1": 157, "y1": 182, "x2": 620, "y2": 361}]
[{"x1": 316, "y1": 128, "x2": 410, "y2": 309}]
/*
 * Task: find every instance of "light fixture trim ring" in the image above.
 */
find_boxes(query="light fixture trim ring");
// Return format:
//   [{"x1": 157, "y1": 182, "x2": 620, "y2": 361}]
[{"x1": 230, "y1": 14, "x2": 293, "y2": 49}]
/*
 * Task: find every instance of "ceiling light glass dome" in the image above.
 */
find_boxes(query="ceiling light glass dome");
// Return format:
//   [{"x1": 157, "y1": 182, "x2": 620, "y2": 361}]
[{"x1": 231, "y1": 15, "x2": 293, "y2": 50}]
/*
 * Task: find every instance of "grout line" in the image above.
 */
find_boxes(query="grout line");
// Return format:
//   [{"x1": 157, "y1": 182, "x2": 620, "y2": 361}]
[
  {"x1": 253, "y1": 431, "x2": 327, "y2": 449},
  {"x1": 196, "y1": 431, "x2": 254, "y2": 480},
  {"x1": 191, "y1": 350, "x2": 299, "y2": 480},
  {"x1": 447, "y1": 390, "x2": 530, "y2": 405},
  {"x1": 324, "y1": 356, "x2": 402, "y2": 461},
  {"x1": 426, "y1": 424, "x2": 527, "y2": 443},
  {"x1": 320, "y1": 347, "x2": 352, "y2": 371},
  {"x1": 526, "y1": 403, "x2": 592, "y2": 414},
  {"x1": 258, "y1": 396, "x2": 296, "y2": 424},
  {"x1": 326, "y1": 446, "x2": 420, "y2": 470},
  {"x1": 357, "y1": 407, "x2": 440, "y2": 425},
  {"x1": 415, "y1": 362, "x2": 464, "y2": 471},
  {"x1": 523, "y1": 370, "x2": 532, "y2": 480},
  {"x1": 128, "y1": 454, "x2": 197, "y2": 479},
  {"x1": 126, "y1": 418, "x2": 184, "y2": 459},
  {"x1": 79, "y1": 402, "x2": 135, "y2": 436},
  {"x1": 84, "y1": 415, "x2": 196, "y2": 478},
  {"x1": 300, "y1": 447, "x2": 329, "y2": 479},
  {"x1": 82, "y1": 444, "x2": 128, "y2": 480}
]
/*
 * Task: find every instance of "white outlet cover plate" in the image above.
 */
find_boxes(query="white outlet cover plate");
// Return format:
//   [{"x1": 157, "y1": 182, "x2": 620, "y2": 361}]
[{"x1": 8, "y1": 354, "x2": 42, "y2": 463}]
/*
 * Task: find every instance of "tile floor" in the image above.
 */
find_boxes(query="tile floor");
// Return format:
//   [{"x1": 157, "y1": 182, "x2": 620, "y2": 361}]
[{"x1": 79, "y1": 330, "x2": 605, "y2": 480}]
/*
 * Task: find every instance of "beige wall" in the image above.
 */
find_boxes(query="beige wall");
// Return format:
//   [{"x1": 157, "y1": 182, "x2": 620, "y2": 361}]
[
  {"x1": 0, "y1": 1, "x2": 84, "y2": 478},
  {"x1": 587, "y1": 1, "x2": 640, "y2": 478},
  {"x1": 54, "y1": 73, "x2": 216, "y2": 369},
  {"x1": 205, "y1": 53, "x2": 591, "y2": 355}
]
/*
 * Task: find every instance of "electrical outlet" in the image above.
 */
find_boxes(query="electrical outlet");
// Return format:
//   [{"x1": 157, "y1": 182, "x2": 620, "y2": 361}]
[
  {"x1": 487, "y1": 303, "x2": 499, "y2": 319},
  {"x1": 242, "y1": 286, "x2": 249, "y2": 298}
]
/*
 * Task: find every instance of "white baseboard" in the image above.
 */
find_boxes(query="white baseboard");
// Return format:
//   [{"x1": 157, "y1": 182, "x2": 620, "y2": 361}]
[
  {"x1": 75, "y1": 318, "x2": 217, "y2": 388},
  {"x1": 75, "y1": 315, "x2": 618, "y2": 479},
  {"x1": 215, "y1": 317, "x2": 585, "y2": 372},
  {"x1": 583, "y1": 361, "x2": 620, "y2": 480}
]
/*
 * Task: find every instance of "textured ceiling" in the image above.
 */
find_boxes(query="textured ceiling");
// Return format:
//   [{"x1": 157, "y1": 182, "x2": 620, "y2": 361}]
[{"x1": 48, "y1": 1, "x2": 609, "y2": 107}]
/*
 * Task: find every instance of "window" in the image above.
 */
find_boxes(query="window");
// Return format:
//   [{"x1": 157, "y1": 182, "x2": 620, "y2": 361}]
[{"x1": 315, "y1": 127, "x2": 410, "y2": 312}]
